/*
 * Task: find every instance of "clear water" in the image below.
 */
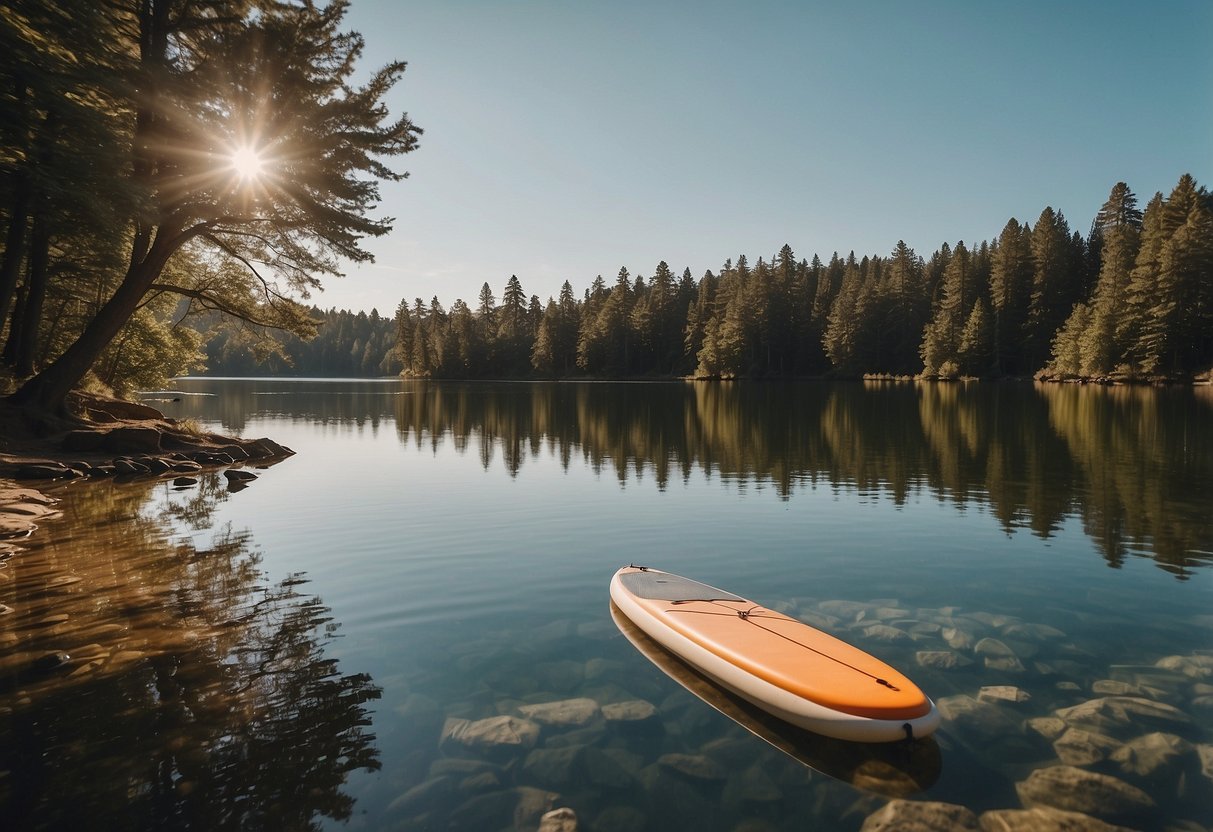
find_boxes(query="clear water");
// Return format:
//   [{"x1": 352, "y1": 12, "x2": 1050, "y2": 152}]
[{"x1": 1, "y1": 379, "x2": 1210, "y2": 830}]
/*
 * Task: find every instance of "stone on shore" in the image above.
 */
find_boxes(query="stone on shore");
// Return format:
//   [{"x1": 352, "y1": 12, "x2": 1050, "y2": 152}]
[
  {"x1": 0, "y1": 516, "x2": 38, "y2": 540},
  {"x1": 13, "y1": 462, "x2": 77, "y2": 480}
]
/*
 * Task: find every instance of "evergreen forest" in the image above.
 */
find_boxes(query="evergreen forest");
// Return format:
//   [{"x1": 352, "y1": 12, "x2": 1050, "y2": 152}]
[
  {"x1": 202, "y1": 307, "x2": 399, "y2": 377},
  {"x1": 389, "y1": 175, "x2": 1211, "y2": 383}
]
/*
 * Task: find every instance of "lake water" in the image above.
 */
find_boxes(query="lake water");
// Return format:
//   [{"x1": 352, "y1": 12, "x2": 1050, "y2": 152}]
[{"x1": 1, "y1": 379, "x2": 1210, "y2": 831}]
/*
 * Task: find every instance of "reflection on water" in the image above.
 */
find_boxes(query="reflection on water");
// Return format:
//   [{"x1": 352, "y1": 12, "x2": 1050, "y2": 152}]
[
  {"x1": 0, "y1": 477, "x2": 380, "y2": 831},
  {"x1": 388, "y1": 381, "x2": 1211, "y2": 575},
  {"x1": 609, "y1": 602, "x2": 942, "y2": 797},
  {"x1": 171, "y1": 379, "x2": 1213, "y2": 576}
]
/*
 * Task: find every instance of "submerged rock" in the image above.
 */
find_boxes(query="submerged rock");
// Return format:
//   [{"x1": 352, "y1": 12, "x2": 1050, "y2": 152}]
[
  {"x1": 978, "y1": 685, "x2": 1031, "y2": 705},
  {"x1": 440, "y1": 715, "x2": 540, "y2": 753},
  {"x1": 1090, "y1": 680, "x2": 1144, "y2": 697},
  {"x1": 1109, "y1": 732, "x2": 1197, "y2": 785},
  {"x1": 974, "y1": 638, "x2": 1026, "y2": 672},
  {"x1": 523, "y1": 746, "x2": 584, "y2": 788},
  {"x1": 657, "y1": 753, "x2": 726, "y2": 781},
  {"x1": 1052, "y1": 728, "x2": 1122, "y2": 767},
  {"x1": 859, "y1": 623, "x2": 913, "y2": 645},
  {"x1": 601, "y1": 699, "x2": 658, "y2": 724},
  {"x1": 538, "y1": 807, "x2": 578, "y2": 832},
  {"x1": 916, "y1": 650, "x2": 972, "y2": 670},
  {"x1": 1000, "y1": 622, "x2": 1067, "y2": 641},
  {"x1": 978, "y1": 807, "x2": 1136, "y2": 831},
  {"x1": 937, "y1": 695, "x2": 1022, "y2": 744},
  {"x1": 860, "y1": 799, "x2": 979, "y2": 831},
  {"x1": 1026, "y1": 717, "x2": 1069, "y2": 743},
  {"x1": 1015, "y1": 765, "x2": 1155, "y2": 821},
  {"x1": 818, "y1": 600, "x2": 871, "y2": 621},
  {"x1": 447, "y1": 786, "x2": 557, "y2": 831},
  {"x1": 518, "y1": 697, "x2": 600, "y2": 728},
  {"x1": 1155, "y1": 655, "x2": 1213, "y2": 680},
  {"x1": 1054, "y1": 696, "x2": 1192, "y2": 740},
  {"x1": 941, "y1": 626, "x2": 977, "y2": 651}
]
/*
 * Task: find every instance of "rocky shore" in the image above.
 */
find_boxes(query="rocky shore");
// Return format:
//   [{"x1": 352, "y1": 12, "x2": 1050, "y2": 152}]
[{"x1": 0, "y1": 391, "x2": 294, "y2": 559}]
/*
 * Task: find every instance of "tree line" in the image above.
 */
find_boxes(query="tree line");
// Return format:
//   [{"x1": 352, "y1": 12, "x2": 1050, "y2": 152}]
[
  {"x1": 393, "y1": 175, "x2": 1211, "y2": 382},
  {"x1": 202, "y1": 307, "x2": 399, "y2": 377}
]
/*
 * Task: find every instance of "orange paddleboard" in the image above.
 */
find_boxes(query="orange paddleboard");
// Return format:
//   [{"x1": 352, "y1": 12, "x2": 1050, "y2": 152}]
[{"x1": 610, "y1": 566, "x2": 940, "y2": 742}]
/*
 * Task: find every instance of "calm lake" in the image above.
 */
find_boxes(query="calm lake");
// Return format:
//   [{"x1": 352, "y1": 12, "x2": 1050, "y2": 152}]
[{"x1": 2, "y1": 379, "x2": 1211, "y2": 831}]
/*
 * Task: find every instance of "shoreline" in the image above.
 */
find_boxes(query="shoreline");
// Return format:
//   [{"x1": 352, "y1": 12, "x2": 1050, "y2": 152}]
[{"x1": 0, "y1": 390, "x2": 295, "y2": 560}]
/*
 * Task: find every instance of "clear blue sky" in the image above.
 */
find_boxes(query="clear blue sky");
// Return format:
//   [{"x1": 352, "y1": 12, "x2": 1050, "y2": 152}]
[{"x1": 322, "y1": 0, "x2": 1213, "y2": 314}]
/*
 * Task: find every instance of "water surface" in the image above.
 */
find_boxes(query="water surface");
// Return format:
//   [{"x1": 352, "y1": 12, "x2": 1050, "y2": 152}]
[{"x1": 1, "y1": 380, "x2": 1210, "y2": 830}]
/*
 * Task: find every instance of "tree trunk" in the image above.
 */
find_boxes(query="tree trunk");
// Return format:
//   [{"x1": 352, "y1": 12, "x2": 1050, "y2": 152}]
[
  {"x1": 8, "y1": 227, "x2": 183, "y2": 414},
  {"x1": 0, "y1": 176, "x2": 31, "y2": 331},
  {"x1": 11, "y1": 215, "x2": 51, "y2": 376}
]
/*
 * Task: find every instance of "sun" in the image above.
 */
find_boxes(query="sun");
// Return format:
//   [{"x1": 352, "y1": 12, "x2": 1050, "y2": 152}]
[{"x1": 229, "y1": 145, "x2": 265, "y2": 182}]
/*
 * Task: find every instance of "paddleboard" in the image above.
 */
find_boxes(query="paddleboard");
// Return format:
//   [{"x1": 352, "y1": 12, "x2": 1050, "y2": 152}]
[
  {"x1": 610, "y1": 565, "x2": 940, "y2": 743},
  {"x1": 609, "y1": 601, "x2": 941, "y2": 794}
]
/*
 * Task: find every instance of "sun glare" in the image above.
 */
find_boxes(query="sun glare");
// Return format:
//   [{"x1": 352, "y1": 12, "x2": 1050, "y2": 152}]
[{"x1": 229, "y1": 145, "x2": 265, "y2": 182}]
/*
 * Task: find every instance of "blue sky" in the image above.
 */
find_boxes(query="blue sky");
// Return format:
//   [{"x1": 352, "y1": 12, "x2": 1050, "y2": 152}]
[{"x1": 323, "y1": 0, "x2": 1213, "y2": 315}]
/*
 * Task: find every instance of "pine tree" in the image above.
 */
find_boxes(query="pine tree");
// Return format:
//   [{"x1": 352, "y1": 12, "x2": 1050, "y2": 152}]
[
  {"x1": 1026, "y1": 207, "x2": 1078, "y2": 371},
  {"x1": 989, "y1": 219, "x2": 1034, "y2": 374},
  {"x1": 882, "y1": 240, "x2": 927, "y2": 374},
  {"x1": 1074, "y1": 183, "x2": 1142, "y2": 375},
  {"x1": 956, "y1": 298, "x2": 993, "y2": 377}
]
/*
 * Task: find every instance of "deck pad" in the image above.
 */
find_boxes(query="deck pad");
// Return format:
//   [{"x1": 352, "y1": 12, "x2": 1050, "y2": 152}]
[{"x1": 618, "y1": 569, "x2": 744, "y2": 602}]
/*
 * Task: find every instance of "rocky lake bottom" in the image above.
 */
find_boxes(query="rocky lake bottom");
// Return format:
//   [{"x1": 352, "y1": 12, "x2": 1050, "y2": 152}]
[{"x1": 363, "y1": 592, "x2": 1213, "y2": 832}]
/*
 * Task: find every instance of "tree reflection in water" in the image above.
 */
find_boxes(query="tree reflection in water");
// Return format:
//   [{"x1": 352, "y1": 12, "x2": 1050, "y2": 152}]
[
  {"x1": 0, "y1": 476, "x2": 380, "y2": 830},
  {"x1": 387, "y1": 381, "x2": 1213, "y2": 576}
]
